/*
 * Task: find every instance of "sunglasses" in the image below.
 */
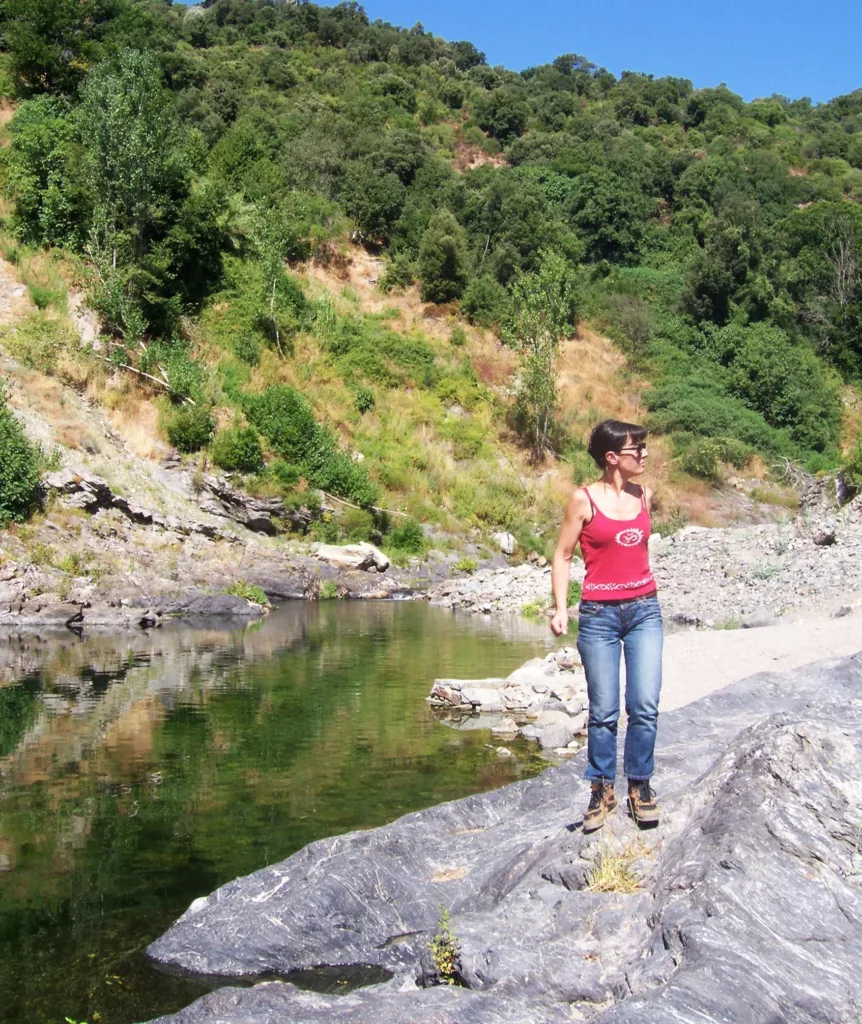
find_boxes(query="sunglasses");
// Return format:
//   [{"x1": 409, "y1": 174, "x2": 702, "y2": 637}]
[{"x1": 616, "y1": 443, "x2": 648, "y2": 457}]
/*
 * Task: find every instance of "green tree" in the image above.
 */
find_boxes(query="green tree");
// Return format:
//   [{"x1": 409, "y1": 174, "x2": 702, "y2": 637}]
[
  {"x1": 570, "y1": 169, "x2": 652, "y2": 264},
  {"x1": 0, "y1": 383, "x2": 43, "y2": 522},
  {"x1": 503, "y1": 252, "x2": 578, "y2": 461},
  {"x1": 4, "y1": 0, "x2": 113, "y2": 96},
  {"x1": 474, "y1": 86, "x2": 530, "y2": 141},
  {"x1": 418, "y1": 212, "x2": 469, "y2": 303},
  {"x1": 78, "y1": 49, "x2": 190, "y2": 339},
  {"x1": 5, "y1": 96, "x2": 83, "y2": 247}
]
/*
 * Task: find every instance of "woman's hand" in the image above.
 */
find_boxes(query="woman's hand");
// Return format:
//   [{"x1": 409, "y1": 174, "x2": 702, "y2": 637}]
[{"x1": 550, "y1": 610, "x2": 568, "y2": 636}]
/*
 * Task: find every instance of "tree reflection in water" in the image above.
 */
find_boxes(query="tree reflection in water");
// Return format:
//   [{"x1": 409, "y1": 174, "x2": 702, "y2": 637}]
[{"x1": 0, "y1": 602, "x2": 551, "y2": 1024}]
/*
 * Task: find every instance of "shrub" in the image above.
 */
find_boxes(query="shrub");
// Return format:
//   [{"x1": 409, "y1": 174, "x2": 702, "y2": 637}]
[
  {"x1": 353, "y1": 386, "x2": 375, "y2": 413},
  {"x1": 454, "y1": 556, "x2": 478, "y2": 573},
  {"x1": 449, "y1": 325, "x2": 467, "y2": 347},
  {"x1": 843, "y1": 434, "x2": 862, "y2": 493},
  {"x1": 225, "y1": 580, "x2": 270, "y2": 606},
  {"x1": 387, "y1": 517, "x2": 425, "y2": 553},
  {"x1": 418, "y1": 211, "x2": 469, "y2": 303},
  {"x1": 244, "y1": 386, "x2": 379, "y2": 505},
  {"x1": 341, "y1": 507, "x2": 374, "y2": 542},
  {"x1": 0, "y1": 383, "x2": 42, "y2": 522},
  {"x1": 233, "y1": 333, "x2": 262, "y2": 366},
  {"x1": 211, "y1": 426, "x2": 264, "y2": 474},
  {"x1": 380, "y1": 253, "x2": 415, "y2": 293},
  {"x1": 166, "y1": 405, "x2": 216, "y2": 453},
  {"x1": 461, "y1": 276, "x2": 509, "y2": 327}
]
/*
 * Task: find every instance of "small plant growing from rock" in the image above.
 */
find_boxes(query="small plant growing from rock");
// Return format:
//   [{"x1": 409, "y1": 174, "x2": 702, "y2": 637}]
[
  {"x1": 586, "y1": 835, "x2": 645, "y2": 894},
  {"x1": 319, "y1": 580, "x2": 340, "y2": 600},
  {"x1": 521, "y1": 600, "x2": 546, "y2": 621},
  {"x1": 454, "y1": 556, "x2": 477, "y2": 574},
  {"x1": 427, "y1": 905, "x2": 461, "y2": 985},
  {"x1": 225, "y1": 580, "x2": 270, "y2": 606}
]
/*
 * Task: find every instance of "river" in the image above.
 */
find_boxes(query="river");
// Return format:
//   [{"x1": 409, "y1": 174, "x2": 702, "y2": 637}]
[{"x1": 0, "y1": 602, "x2": 555, "y2": 1024}]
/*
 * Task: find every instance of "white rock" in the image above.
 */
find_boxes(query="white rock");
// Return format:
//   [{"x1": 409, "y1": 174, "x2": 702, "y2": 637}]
[
  {"x1": 312, "y1": 542, "x2": 390, "y2": 572},
  {"x1": 493, "y1": 531, "x2": 516, "y2": 555}
]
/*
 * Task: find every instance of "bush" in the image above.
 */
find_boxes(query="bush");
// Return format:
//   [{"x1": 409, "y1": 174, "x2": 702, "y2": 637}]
[
  {"x1": 233, "y1": 333, "x2": 262, "y2": 366},
  {"x1": 244, "y1": 385, "x2": 379, "y2": 505},
  {"x1": 380, "y1": 253, "x2": 415, "y2": 293},
  {"x1": 454, "y1": 556, "x2": 478, "y2": 573},
  {"x1": 341, "y1": 507, "x2": 374, "y2": 542},
  {"x1": 387, "y1": 517, "x2": 425, "y2": 553},
  {"x1": 353, "y1": 386, "x2": 375, "y2": 413},
  {"x1": 675, "y1": 434, "x2": 752, "y2": 483},
  {"x1": 0, "y1": 382, "x2": 42, "y2": 522},
  {"x1": 461, "y1": 276, "x2": 509, "y2": 327},
  {"x1": 843, "y1": 434, "x2": 862, "y2": 493},
  {"x1": 418, "y1": 211, "x2": 469, "y2": 303},
  {"x1": 211, "y1": 426, "x2": 264, "y2": 473},
  {"x1": 166, "y1": 405, "x2": 216, "y2": 453},
  {"x1": 225, "y1": 580, "x2": 270, "y2": 606}
]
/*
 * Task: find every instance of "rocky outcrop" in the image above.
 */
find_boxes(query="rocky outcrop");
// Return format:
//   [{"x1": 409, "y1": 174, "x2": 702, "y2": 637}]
[
  {"x1": 148, "y1": 651, "x2": 862, "y2": 1024},
  {"x1": 44, "y1": 469, "x2": 223, "y2": 540},
  {"x1": 197, "y1": 474, "x2": 320, "y2": 535}
]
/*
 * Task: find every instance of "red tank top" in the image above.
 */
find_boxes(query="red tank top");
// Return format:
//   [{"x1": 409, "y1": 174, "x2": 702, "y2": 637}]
[{"x1": 579, "y1": 486, "x2": 656, "y2": 601}]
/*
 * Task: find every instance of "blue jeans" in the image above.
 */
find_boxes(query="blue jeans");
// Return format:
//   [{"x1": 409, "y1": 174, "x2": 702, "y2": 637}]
[{"x1": 576, "y1": 594, "x2": 663, "y2": 783}]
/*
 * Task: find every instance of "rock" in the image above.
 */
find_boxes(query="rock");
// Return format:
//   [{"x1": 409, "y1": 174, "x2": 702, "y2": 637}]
[
  {"x1": 813, "y1": 526, "x2": 837, "y2": 546},
  {"x1": 147, "y1": 654, "x2": 862, "y2": 1024},
  {"x1": 537, "y1": 721, "x2": 575, "y2": 749},
  {"x1": 461, "y1": 687, "x2": 505, "y2": 709},
  {"x1": 490, "y1": 718, "x2": 518, "y2": 736},
  {"x1": 742, "y1": 606, "x2": 776, "y2": 629},
  {"x1": 200, "y1": 475, "x2": 318, "y2": 535},
  {"x1": 833, "y1": 605, "x2": 853, "y2": 618},
  {"x1": 313, "y1": 543, "x2": 390, "y2": 573},
  {"x1": 428, "y1": 684, "x2": 465, "y2": 707},
  {"x1": 492, "y1": 532, "x2": 516, "y2": 556},
  {"x1": 163, "y1": 593, "x2": 266, "y2": 619},
  {"x1": 536, "y1": 709, "x2": 574, "y2": 727}
]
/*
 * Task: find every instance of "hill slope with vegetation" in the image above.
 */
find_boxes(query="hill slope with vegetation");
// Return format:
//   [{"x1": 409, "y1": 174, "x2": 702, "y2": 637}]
[{"x1": 0, "y1": 0, "x2": 861, "y2": 560}]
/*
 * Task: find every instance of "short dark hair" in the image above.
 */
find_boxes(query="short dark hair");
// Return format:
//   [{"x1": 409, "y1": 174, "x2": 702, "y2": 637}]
[{"x1": 587, "y1": 419, "x2": 647, "y2": 468}]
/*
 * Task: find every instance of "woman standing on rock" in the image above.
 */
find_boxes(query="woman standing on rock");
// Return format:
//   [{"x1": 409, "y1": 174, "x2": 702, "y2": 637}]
[{"x1": 551, "y1": 419, "x2": 662, "y2": 833}]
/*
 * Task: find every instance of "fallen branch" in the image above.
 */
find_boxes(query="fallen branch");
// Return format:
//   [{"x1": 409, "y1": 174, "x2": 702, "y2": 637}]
[
  {"x1": 321, "y1": 491, "x2": 411, "y2": 519},
  {"x1": 96, "y1": 355, "x2": 196, "y2": 405}
]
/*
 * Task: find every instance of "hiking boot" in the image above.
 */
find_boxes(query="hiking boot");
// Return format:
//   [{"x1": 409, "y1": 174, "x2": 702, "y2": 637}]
[
  {"x1": 583, "y1": 780, "x2": 617, "y2": 833},
  {"x1": 628, "y1": 779, "x2": 660, "y2": 826}
]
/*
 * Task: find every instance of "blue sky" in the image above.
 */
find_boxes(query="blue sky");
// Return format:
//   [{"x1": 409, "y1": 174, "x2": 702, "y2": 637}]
[{"x1": 175, "y1": 1, "x2": 862, "y2": 104}]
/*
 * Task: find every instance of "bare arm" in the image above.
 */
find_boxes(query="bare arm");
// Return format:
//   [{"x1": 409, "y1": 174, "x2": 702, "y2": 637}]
[{"x1": 550, "y1": 489, "x2": 590, "y2": 636}]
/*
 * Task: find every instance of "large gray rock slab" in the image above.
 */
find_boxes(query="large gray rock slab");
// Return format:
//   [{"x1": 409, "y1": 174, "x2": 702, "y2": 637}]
[{"x1": 149, "y1": 652, "x2": 862, "y2": 1024}]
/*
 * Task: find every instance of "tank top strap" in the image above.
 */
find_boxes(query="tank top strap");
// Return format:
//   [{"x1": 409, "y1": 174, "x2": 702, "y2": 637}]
[{"x1": 582, "y1": 487, "x2": 597, "y2": 524}]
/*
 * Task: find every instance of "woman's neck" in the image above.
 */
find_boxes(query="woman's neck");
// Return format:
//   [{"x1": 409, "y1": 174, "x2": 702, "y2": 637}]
[{"x1": 599, "y1": 469, "x2": 631, "y2": 496}]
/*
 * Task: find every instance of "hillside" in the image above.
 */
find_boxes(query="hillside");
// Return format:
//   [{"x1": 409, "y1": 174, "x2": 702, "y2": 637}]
[{"x1": 0, "y1": 0, "x2": 859, "y2": 570}]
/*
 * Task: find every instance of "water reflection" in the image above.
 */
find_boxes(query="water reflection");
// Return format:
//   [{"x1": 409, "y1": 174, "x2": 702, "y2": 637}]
[{"x1": 0, "y1": 603, "x2": 552, "y2": 1024}]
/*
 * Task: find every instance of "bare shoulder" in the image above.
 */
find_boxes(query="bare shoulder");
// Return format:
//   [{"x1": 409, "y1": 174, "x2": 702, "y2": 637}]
[{"x1": 566, "y1": 487, "x2": 591, "y2": 519}]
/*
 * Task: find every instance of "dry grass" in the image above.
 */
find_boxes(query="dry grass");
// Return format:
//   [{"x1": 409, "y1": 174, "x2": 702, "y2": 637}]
[{"x1": 585, "y1": 834, "x2": 651, "y2": 894}]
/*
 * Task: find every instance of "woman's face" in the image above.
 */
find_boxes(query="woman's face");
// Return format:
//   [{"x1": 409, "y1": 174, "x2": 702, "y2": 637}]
[{"x1": 609, "y1": 434, "x2": 648, "y2": 476}]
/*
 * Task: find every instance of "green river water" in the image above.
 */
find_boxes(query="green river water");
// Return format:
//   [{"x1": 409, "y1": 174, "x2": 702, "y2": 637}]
[{"x1": 0, "y1": 602, "x2": 556, "y2": 1024}]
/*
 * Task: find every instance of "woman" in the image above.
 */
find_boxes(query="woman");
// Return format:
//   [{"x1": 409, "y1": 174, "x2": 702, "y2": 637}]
[{"x1": 551, "y1": 419, "x2": 662, "y2": 832}]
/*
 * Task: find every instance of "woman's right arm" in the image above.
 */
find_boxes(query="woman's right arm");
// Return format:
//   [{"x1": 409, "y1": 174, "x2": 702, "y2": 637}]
[{"x1": 550, "y1": 490, "x2": 590, "y2": 636}]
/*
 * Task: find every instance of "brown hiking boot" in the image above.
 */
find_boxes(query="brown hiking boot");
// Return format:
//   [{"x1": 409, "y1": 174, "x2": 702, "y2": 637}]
[
  {"x1": 628, "y1": 780, "x2": 660, "y2": 827},
  {"x1": 583, "y1": 780, "x2": 617, "y2": 833}
]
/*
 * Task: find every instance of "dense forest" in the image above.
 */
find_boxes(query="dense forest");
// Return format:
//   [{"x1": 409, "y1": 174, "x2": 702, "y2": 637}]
[{"x1": 1, "y1": 0, "x2": 861, "y2": 545}]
